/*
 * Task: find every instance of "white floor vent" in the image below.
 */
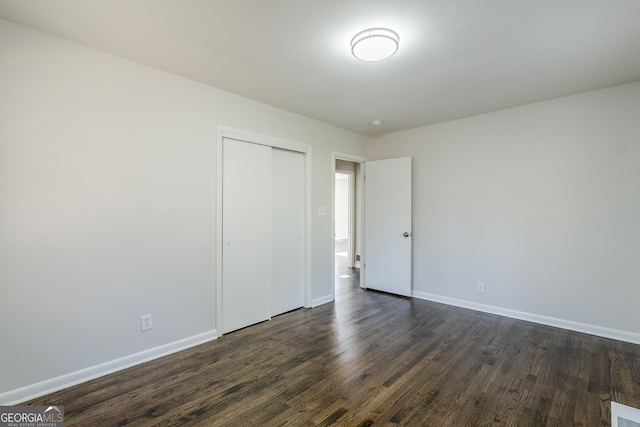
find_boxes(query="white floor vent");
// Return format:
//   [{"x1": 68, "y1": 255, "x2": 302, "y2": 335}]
[{"x1": 612, "y1": 402, "x2": 640, "y2": 427}]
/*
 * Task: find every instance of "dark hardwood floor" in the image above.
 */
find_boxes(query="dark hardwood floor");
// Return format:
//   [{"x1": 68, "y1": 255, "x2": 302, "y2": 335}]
[{"x1": 22, "y1": 247, "x2": 640, "y2": 426}]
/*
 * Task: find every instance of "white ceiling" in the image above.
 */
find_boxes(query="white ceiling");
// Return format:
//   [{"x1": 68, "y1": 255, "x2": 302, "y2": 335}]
[{"x1": 1, "y1": 0, "x2": 640, "y2": 137}]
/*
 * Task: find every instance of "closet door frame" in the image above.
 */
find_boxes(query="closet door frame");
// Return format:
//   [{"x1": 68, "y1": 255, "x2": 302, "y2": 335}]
[{"x1": 215, "y1": 125, "x2": 312, "y2": 335}]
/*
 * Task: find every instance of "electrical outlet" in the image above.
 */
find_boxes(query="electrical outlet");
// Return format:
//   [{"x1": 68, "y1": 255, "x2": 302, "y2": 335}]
[
  {"x1": 477, "y1": 282, "x2": 485, "y2": 294},
  {"x1": 141, "y1": 314, "x2": 153, "y2": 332}
]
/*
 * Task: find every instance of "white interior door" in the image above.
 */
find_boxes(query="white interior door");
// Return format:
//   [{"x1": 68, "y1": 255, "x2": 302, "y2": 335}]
[
  {"x1": 271, "y1": 148, "x2": 304, "y2": 316},
  {"x1": 364, "y1": 157, "x2": 412, "y2": 296},
  {"x1": 222, "y1": 138, "x2": 272, "y2": 333}
]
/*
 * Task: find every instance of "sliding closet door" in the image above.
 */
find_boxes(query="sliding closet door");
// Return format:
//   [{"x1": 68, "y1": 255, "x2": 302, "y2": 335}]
[
  {"x1": 271, "y1": 148, "x2": 304, "y2": 316},
  {"x1": 222, "y1": 138, "x2": 272, "y2": 333}
]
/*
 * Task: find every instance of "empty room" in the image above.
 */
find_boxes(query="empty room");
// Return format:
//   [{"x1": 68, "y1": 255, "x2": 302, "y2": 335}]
[{"x1": 1, "y1": 1, "x2": 640, "y2": 426}]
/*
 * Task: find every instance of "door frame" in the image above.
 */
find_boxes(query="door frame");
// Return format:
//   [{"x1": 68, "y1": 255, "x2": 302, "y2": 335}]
[
  {"x1": 216, "y1": 125, "x2": 312, "y2": 335},
  {"x1": 332, "y1": 152, "x2": 367, "y2": 299}
]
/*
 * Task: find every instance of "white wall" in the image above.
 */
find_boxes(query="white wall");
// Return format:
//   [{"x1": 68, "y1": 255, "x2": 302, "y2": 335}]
[
  {"x1": 0, "y1": 19, "x2": 368, "y2": 402},
  {"x1": 370, "y1": 81, "x2": 640, "y2": 340}
]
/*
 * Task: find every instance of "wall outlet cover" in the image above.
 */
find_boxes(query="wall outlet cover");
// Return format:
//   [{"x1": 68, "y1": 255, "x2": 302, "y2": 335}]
[
  {"x1": 141, "y1": 314, "x2": 153, "y2": 332},
  {"x1": 612, "y1": 402, "x2": 640, "y2": 427}
]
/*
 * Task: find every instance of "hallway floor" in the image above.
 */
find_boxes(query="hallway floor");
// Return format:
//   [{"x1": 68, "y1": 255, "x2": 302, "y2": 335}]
[{"x1": 335, "y1": 239, "x2": 360, "y2": 299}]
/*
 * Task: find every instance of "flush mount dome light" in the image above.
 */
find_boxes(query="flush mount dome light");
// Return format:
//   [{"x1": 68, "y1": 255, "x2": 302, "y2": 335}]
[{"x1": 351, "y1": 28, "x2": 399, "y2": 61}]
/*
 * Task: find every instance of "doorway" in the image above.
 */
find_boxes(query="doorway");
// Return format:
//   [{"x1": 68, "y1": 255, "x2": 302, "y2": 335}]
[
  {"x1": 335, "y1": 170, "x2": 354, "y2": 266},
  {"x1": 334, "y1": 158, "x2": 363, "y2": 299},
  {"x1": 332, "y1": 153, "x2": 413, "y2": 301}
]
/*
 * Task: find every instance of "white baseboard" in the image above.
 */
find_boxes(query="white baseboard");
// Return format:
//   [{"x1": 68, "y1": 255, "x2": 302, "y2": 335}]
[
  {"x1": 311, "y1": 294, "x2": 334, "y2": 307},
  {"x1": 412, "y1": 291, "x2": 640, "y2": 345},
  {"x1": 0, "y1": 330, "x2": 218, "y2": 406}
]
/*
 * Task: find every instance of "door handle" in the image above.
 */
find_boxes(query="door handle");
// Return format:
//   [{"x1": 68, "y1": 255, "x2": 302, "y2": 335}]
[{"x1": 403, "y1": 232, "x2": 413, "y2": 238}]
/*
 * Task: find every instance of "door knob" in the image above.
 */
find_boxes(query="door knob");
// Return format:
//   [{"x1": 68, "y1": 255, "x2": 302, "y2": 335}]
[{"x1": 403, "y1": 232, "x2": 412, "y2": 238}]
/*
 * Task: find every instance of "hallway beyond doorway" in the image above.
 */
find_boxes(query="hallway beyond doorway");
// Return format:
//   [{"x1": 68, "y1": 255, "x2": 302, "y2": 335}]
[{"x1": 335, "y1": 239, "x2": 360, "y2": 300}]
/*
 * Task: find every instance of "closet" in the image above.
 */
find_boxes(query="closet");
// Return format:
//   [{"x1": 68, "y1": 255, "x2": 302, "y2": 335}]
[{"x1": 220, "y1": 136, "x2": 305, "y2": 334}]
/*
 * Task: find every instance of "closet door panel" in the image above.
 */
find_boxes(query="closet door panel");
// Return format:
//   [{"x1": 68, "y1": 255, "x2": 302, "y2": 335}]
[
  {"x1": 271, "y1": 148, "x2": 304, "y2": 316},
  {"x1": 222, "y1": 138, "x2": 272, "y2": 333}
]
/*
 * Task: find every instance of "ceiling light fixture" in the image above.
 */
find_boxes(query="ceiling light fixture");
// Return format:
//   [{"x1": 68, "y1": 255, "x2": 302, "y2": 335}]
[
  {"x1": 371, "y1": 120, "x2": 383, "y2": 126},
  {"x1": 351, "y1": 28, "x2": 399, "y2": 62}
]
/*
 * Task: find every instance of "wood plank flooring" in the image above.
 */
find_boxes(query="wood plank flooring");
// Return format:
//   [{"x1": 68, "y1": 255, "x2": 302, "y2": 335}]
[{"x1": 22, "y1": 254, "x2": 640, "y2": 426}]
